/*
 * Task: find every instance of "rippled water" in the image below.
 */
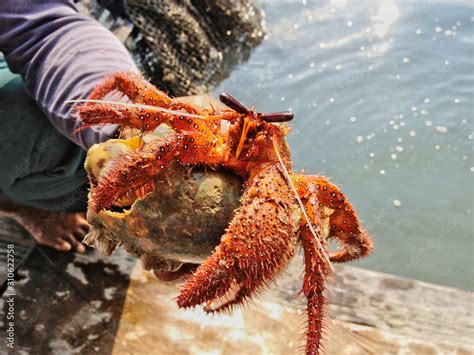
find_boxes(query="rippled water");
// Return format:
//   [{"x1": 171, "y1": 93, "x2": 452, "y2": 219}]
[{"x1": 213, "y1": 0, "x2": 473, "y2": 289}]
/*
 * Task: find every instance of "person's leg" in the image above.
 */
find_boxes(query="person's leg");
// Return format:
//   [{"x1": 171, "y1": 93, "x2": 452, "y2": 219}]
[{"x1": 0, "y1": 56, "x2": 89, "y2": 252}]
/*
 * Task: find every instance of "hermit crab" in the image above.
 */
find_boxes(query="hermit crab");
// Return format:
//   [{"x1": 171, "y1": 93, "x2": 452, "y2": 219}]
[{"x1": 73, "y1": 72, "x2": 374, "y2": 354}]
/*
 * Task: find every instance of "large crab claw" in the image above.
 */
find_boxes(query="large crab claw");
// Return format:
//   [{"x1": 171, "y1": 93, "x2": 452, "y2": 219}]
[{"x1": 176, "y1": 165, "x2": 300, "y2": 312}]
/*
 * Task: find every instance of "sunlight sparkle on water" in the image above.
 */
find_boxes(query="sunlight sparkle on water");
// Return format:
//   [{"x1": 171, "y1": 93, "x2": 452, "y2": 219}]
[
  {"x1": 211, "y1": 0, "x2": 473, "y2": 290},
  {"x1": 373, "y1": 1, "x2": 400, "y2": 37}
]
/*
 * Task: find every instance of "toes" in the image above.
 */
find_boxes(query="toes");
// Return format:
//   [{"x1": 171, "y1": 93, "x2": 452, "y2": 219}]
[
  {"x1": 66, "y1": 233, "x2": 86, "y2": 253},
  {"x1": 73, "y1": 229, "x2": 87, "y2": 243},
  {"x1": 35, "y1": 233, "x2": 72, "y2": 252},
  {"x1": 53, "y1": 240, "x2": 72, "y2": 252},
  {"x1": 76, "y1": 214, "x2": 90, "y2": 231},
  {"x1": 74, "y1": 242, "x2": 86, "y2": 253},
  {"x1": 79, "y1": 224, "x2": 90, "y2": 234}
]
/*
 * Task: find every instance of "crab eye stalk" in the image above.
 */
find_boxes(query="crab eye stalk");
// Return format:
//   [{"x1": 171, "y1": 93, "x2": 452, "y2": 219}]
[
  {"x1": 219, "y1": 93, "x2": 250, "y2": 114},
  {"x1": 261, "y1": 111, "x2": 294, "y2": 122},
  {"x1": 219, "y1": 92, "x2": 294, "y2": 122}
]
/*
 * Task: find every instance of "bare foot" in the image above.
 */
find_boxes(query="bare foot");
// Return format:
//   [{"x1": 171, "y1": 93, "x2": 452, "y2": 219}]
[{"x1": 17, "y1": 210, "x2": 89, "y2": 253}]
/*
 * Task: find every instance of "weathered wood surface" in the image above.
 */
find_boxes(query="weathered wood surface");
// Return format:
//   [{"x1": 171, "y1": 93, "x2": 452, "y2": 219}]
[
  {"x1": 112, "y1": 260, "x2": 473, "y2": 355},
  {"x1": 0, "y1": 219, "x2": 472, "y2": 354}
]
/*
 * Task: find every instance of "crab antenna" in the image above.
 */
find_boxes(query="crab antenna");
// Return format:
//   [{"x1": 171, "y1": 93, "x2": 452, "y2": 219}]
[
  {"x1": 261, "y1": 111, "x2": 294, "y2": 122},
  {"x1": 220, "y1": 93, "x2": 294, "y2": 122},
  {"x1": 66, "y1": 99, "x2": 227, "y2": 120},
  {"x1": 219, "y1": 93, "x2": 250, "y2": 114}
]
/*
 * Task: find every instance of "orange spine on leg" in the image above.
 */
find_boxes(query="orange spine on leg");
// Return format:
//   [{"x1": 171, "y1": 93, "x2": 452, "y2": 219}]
[
  {"x1": 301, "y1": 228, "x2": 330, "y2": 355},
  {"x1": 76, "y1": 103, "x2": 137, "y2": 130}
]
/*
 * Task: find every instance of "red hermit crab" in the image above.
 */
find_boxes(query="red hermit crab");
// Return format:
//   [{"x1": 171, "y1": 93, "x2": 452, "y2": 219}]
[{"x1": 74, "y1": 72, "x2": 374, "y2": 354}]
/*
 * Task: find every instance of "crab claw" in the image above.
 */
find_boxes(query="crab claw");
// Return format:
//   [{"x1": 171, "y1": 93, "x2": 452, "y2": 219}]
[{"x1": 176, "y1": 165, "x2": 300, "y2": 312}]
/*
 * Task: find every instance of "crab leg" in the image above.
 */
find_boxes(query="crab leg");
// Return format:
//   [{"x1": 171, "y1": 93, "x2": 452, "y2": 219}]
[
  {"x1": 301, "y1": 226, "x2": 330, "y2": 355},
  {"x1": 177, "y1": 165, "x2": 299, "y2": 312},
  {"x1": 90, "y1": 134, "x2": 179, "y2": 211},
  {"x1": 87, "y1": 71, "x2": 207, "y2": 114},
  {"x1": 91, "y1": 129, "x2": 222, "y2": 213},
  {"x1": 76, "y1": 72, "x2": 218, "y2": 132},
  {"x1": 288, "y1": 179, "x2": 328, "y2": 354},
  {"x1": 292, "y1": 175, "x2": 374, "y2": 263},
  {"x1": 88, "y1": 71, "x2": 172, "y2": 106}
]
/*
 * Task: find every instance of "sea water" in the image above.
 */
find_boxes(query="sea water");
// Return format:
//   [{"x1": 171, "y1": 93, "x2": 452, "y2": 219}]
[{"x1": 213, "y1": 0, "x2": 473, "y2": 290}]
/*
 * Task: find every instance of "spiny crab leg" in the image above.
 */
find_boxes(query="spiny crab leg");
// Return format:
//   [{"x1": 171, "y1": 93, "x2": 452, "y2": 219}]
[
  {"x1": 219, "y1": 92, "x2": 294, "y2": 123},
  {"x1": 177, "y1": 164, "x2": 298, "y2": 313},
  {"x1": 68, "y1": 99, "x2": 229, "y2": 121},
  {"x1": 292, "y1": 175, "x2": 374, "y2": 263}
]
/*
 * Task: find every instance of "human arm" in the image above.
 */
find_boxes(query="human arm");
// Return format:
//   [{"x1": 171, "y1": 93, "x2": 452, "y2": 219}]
[{"x1": 0, "y1": 0, "x2": 138, "y2": 149}]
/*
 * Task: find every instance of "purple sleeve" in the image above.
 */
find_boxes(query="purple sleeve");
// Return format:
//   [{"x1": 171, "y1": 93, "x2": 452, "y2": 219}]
[{"x1": 0, "y1": 0, "x2": 139, "y2": 150}]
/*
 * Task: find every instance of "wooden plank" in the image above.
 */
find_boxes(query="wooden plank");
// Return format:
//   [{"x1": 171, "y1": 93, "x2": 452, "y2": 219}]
[
  {"x1": 111, "y1": 260, "x2": 473, "y2": 355},
  {"x1": 1, "y1": 243, "x2": 472, "y2": 354}
]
